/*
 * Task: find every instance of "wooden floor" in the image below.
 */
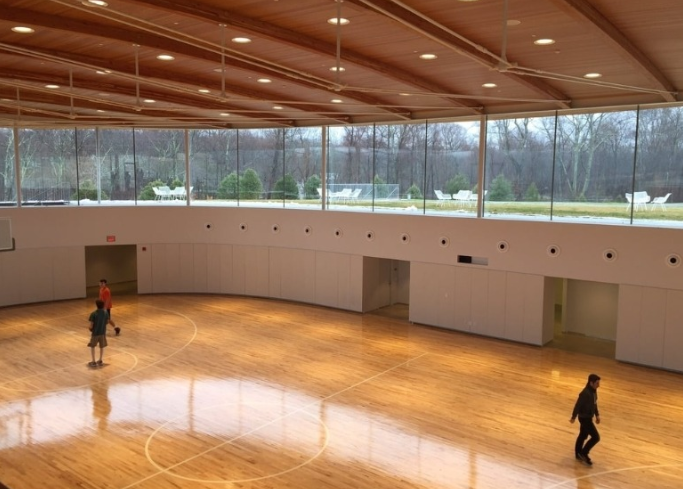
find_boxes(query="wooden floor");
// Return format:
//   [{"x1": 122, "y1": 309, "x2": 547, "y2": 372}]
[{"x1": 1, "y1": 294, "x2": 682, "y2": 489}]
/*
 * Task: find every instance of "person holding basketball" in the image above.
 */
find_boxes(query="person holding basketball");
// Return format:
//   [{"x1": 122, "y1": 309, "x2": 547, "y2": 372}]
[
  {"x1": 99, "y1": 278, "x2": 121, "y2": 336},
  {"x1": 88, "y1": 299, "x2": 109, "y2": 367}
]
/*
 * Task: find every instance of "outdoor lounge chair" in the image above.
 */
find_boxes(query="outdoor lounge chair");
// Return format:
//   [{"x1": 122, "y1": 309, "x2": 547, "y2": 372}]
[{"x1": 650, "y1": 193, "x2": 672, "y2": 211}]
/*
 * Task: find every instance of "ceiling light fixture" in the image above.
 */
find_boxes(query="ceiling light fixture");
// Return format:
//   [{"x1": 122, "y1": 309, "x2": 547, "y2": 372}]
[
  {"x1": 156, "y1": 54, "x2": 175, "y2": 61},
  {"x1": 331, "y1": 99, "x2": 343, "y2": 103},
  {"x1": 45, "y1": 84, "x2": 60, "y2": 89},
  {"x1": 329, "y1": 66, "x2": 345, "y2": 72},
  {"x1": 143, "y1": 99, "x2": 156, "y2": 103},
  {"x1": 482, "y1": 83, "x2": 497, "y2": 88},
  {"x1": 273, "y1": 106, "x2": 283, "y2": 110},
  {"x1": 584, "y1": 73, "x2": 602, "y2": 79},
  {"x1": 83, "y1": 0, "x2": 108, "y2": 6},
  {"x1": 257, "y1": 78, "x2": 272, "y2": 83},
  {"x1": 327, "y1": 17, "x2": 350, "y2": 25},
  {"x1": 534, "y1": 38, "x2": 555, "y2": 45},
  {"x1": 420, "y1": 53, "x2": 437, "y2": 60},
  {"x1": 198, "y1": 89, "x2": 210, "y2": 93},
  {"x1": 232, "y1": 37, "x2": 251, "y2": 43},
  {"x1": 11, "y1": 26, "x2": 35, "y2": 33},
  {"x1": 220, "y1": 112, "x2": 230, "y2": 116}
]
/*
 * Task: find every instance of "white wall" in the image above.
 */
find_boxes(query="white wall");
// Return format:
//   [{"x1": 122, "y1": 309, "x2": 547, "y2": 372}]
[
  {"x1": 1, "y1": 206, "x2": 682, "y2": 370},
  {"x1": 563, "y1": 280, "x2": 618, "y2": 341}
]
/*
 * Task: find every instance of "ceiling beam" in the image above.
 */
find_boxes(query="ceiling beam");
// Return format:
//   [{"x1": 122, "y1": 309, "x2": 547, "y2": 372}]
[
  {"x1": 346, "y1": 0, "x2": 571, "y2": 109},
  {"x1": 549, "y1": 0, "x2": 677, "y2": 102},
  {"x1": 0, "y1": 7, "x2": 407, "y2": 120},
  {"x1": 121, "y1": 0, "x2": 482, "y2": 114}
]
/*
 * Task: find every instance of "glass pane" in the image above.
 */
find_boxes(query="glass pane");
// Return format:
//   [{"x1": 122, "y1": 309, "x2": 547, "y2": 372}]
[
  {"x1": 19, "y1": 129, "x2": 77, "y2": 206},
  {"x1": 189, "y1": 129, "x2": 238, "y2": 206},
  {"x1": 426, "y1": 120, "x2": 480, "y2": 216},
  {"x1": 101, "y1": 129, "x2": 135, "y2": 204},
  {"x1": 374, "y1": 123, "x2": 423, "y2": 213},
  {"x1": 327, "y1": 125, "x2": 374, "y2": 211},
  {"x1": 551, "y1": 111, "x2": 636, "y2": 224},
  {"x1": 133, "y1": 129, "x2": 186, "y2": 205},
  {"x1": 239, "y1": 129, "x2": 278, "y2": 207},
  {"x1": 633, "y1": 106, "x2": 683, "y2": 227},
  {"x1": 284, "y1": 127, "x2": 322, "y2": 210},
  {"x1": 0, "y1": 128, "x2": 17, "y2": 205},
  {"x1": 484, "y1": 116, "x2": 555, "y2": 220}
]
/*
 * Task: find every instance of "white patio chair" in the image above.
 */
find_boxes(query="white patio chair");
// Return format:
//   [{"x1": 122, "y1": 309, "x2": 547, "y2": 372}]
[
  {"x1": 434, "y1": 190, "x2": 451, "y2": 207},
  {"x1": 453, "y1": 189, "x2": 472, "y2": 207},
  {"x1": 171, "y1": 187, "x2": 186, "y2": 200},
  {"x1": 650, "y1": 193, "x2": 671, "y2": 211}
]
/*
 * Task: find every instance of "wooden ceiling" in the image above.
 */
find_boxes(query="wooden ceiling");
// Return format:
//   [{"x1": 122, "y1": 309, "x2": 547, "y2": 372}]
[{"x1": 0, "y1": 0, "x2": 681, "y2": 128}]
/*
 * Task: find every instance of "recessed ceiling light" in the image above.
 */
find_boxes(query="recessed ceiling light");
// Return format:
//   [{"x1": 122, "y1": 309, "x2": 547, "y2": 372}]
[
  {"x1": 12, "y1": 26, "x2": 35, "y2": 34},
  {"x1": 97, "y1": 109, "x2": 106, "y2": 113},
  {"x1": 584, "y1": 73, "x2": 602, "y2": 79},
  {"x1": 156, "y1": 54, "x2": 175, "y2": 61},
  {"x1": 143, "y1": 99, "x2": 156, "y2": 103},
  {"x1": 220, "y1": 112, "x2": 230, "y2": 116},
  {"x1": 232, "y1": 37, "x2": 251, "y2": 43},
  {"x1": 507, "y1": 19, "x2": 521, "y2": 26},
  {"x1": 273, "y1": 105, "x2": 283, "y2": 110},
  {"x1": 458, "y1": 0, "x2": 480, "y2": 2},
  {"x1": 420, "y1": 53, "x2": 437, "y2": 60},
  {"x1": 95, "y1": 70, "x2": 111, "y2": 75},
  {"x1": 198, "y1": 89, "x2": 210, "y2": 93},
  {"x1": 399, "y1": 93, "x2": 411, "y2": 96},
  {"x1": 82, "y1": 0, "x2": 108, "y2": 6},
  {"x1": 327, "y1": 17, "x2": 350, "y2": 25},
  {"x1": 45, "y1": 84, "x2": 60, "y2": 89},
  {"x1": 482, "y1": 83, "x2": 497, "y2": 88},
  {"x1": 534, "y1": 38, "x2": 555, "y2": 45},
  {"x1": 331, "y1": 99, "x2": 343, "y2": 103},
  {"x1": 329, "y1": 66, "x2": 345, "y2": 72},
  {"x1": 257, "y1": 78, "x2": 272, "y2": 83}
]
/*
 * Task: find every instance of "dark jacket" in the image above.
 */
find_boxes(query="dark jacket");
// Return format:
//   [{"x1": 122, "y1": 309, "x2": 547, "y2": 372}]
[{"x1": 572, "y1": 384, "x2": 599, "y2": 420}]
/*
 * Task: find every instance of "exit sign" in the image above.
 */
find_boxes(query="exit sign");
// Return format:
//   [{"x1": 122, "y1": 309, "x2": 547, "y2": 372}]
[{"x1": 106, "y1": 235, "x2": 116, "y2": 243}]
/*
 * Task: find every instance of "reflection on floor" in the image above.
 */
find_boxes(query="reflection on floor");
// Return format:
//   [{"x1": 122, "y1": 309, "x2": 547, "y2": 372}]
[{"x1": 370, "y1": 303, "x2": 616, "y2": 360}]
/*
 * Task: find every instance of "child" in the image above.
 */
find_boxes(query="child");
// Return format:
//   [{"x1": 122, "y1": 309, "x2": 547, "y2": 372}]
[
  {"x1": 99, "y1": 278, "x2": 121, "y2": 335},
  {"x1": 88, "y1": 299, "x2": 109, "y2": 367}
]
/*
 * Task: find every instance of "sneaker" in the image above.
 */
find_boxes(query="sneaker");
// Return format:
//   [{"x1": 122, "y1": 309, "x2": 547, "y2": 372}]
[
  {"x1": 575, "y1": 452, "x2": 582, "y2": 461},
  {"x1": 97, "y1": 360, "x2": 104, "y2": 366},
  {"x1": 88, "y1": 361, "x2": 97, "y2": 367},
  {"x1": 114, "y1": 327, "x2": 121, "y2": 336},
  {"x1": 577, "y1": 453, "x2": 593, "y2": 466}
]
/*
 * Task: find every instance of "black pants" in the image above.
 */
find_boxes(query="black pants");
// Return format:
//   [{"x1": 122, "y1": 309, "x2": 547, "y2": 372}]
[{"x1": 575, "y1": 417, "x2": 600, "y2": 456}]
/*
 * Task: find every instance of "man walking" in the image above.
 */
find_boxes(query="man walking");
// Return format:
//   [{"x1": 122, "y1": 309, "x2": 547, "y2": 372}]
[{"x1": 570, "y1": 373, "x2": 601, "y2": 466}]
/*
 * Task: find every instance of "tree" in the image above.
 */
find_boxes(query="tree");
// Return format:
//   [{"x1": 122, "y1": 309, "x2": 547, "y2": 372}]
[
  {"x1": 273, "y1": 173, "x2": 299, "y2": 199},
  {"x1": 217, "y1": 172, "x2": 238, "y2": 199},
  {"x1": 239, "y1": 168, "x2": 263, "y2": 199},
  {"x1": 303, "y1": 174, "x2": 321, "y2": 199},
  {"x1": 488, "y1": 174, "x2": 514, "y2": 201},
  {"x1": 524, "y1": 182, "x2": 540, "y2": 201},
  {"x1": 445, "y1": 173, "x2": 470, "y2": 195},
  {"x1": 406, "y1": 184, "x2": 422, "y2": 199}
]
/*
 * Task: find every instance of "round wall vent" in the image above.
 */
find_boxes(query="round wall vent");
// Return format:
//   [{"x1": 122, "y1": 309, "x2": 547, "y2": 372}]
[
  {"x1": 272, "y1": 224, "x2": 280, "y2": 234},
  {"x1": 304, "y1": 226, "x2": 312, "y2": 235},
  {"x1": 547, "y1": 245, "x2": 561, "y2": 257},
  {"x1": 400, "y1": 233, "x2": 411, "y2": 243},
  {"x1": 439, "y1": 236, "x2": 450, "y2": 248},
  {"x1": 334, "y1": 228, "x2": 343, "y2": 238},
  {"x1": 204, "y1": 222, "x2": 213, "y2": 230},
  {"x1": 239, "y1": 223, "x2": 248, "y2": 232},
  {"x1": 666, "y1": 253, "x2": 681, "y2": 268},
  {"x1": 366, "y1": 231, "x2": 375, "y2": 241},
  {"x1": 603, "y1": 249, "x2": 617, "y2": 262},
  {"x1": 497, "y1": 240, "x2": 509, "y2": 253}
]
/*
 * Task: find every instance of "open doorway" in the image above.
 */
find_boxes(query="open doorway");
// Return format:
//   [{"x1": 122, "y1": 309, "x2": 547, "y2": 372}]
[
  {"x1": 364, "y1": 258, "x2": 410, "y2": 321},
  {"x1": 548, "y1": 277, "x2": 616, "y2": 359},
  {"x1": 85, "y1": 245, "x2": 138, "y2": 298}
]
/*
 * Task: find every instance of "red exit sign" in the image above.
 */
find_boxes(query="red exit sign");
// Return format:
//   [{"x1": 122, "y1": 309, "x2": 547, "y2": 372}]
[{"x1": 106, "y1": 235, "x2": 116, "y2": 243}]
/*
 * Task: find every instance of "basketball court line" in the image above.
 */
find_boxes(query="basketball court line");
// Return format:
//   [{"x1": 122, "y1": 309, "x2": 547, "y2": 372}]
[
  {"x1": 546, "y1": 462, "x2": 683, "y2": 488},
  {"x1": 120, "y1": 352, "x2": 430, "y2": 488}
]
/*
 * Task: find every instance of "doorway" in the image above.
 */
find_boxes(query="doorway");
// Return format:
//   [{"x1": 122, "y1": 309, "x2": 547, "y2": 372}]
[
  {"x1": 364, "y1": 258, "x2": 410, "y2": 321},
  {"x1": 85, "y1": 245, "x2": 138, "y2": 297},
  {"x1": 549, "y1": 277, "x2": 616, "y2": 358}
]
